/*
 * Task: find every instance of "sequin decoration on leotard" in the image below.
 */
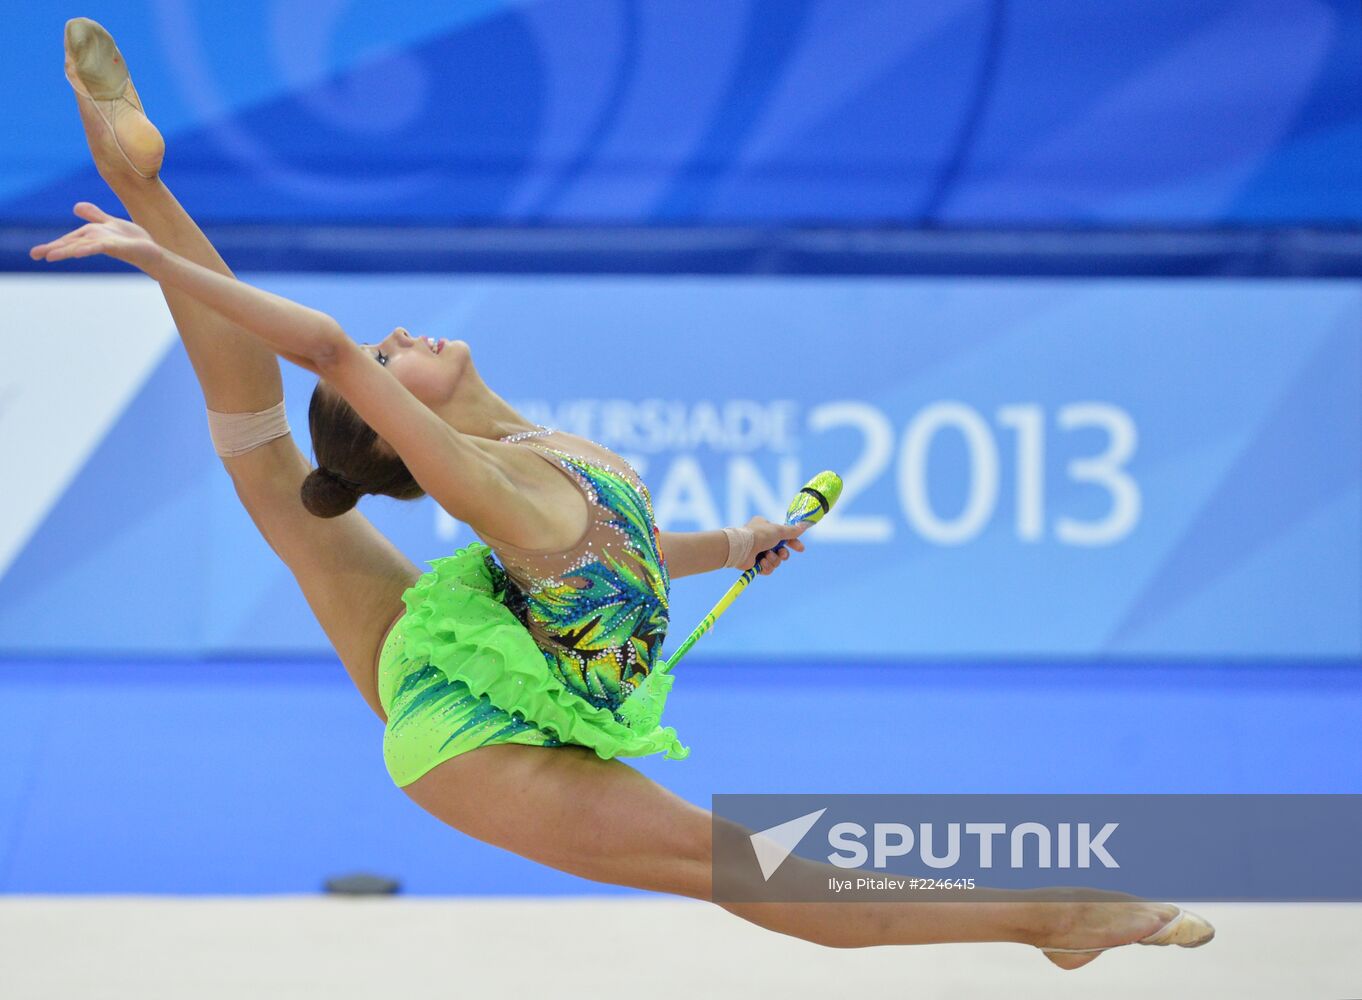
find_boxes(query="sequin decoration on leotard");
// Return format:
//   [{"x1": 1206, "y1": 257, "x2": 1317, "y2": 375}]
[{"x1": 479, "y1": 429, "x2": 672, "y2": 713}]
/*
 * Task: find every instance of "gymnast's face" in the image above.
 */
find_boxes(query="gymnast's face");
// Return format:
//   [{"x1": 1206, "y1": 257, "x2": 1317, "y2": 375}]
[{"x1": 364, "y1": 327, "x2": 471, "y2": 408}]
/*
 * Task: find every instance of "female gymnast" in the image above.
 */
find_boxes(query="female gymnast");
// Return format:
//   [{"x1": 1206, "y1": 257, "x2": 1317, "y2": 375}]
[{"x1": 34, "y1": 19, "x2": 1213, "y2": 970}]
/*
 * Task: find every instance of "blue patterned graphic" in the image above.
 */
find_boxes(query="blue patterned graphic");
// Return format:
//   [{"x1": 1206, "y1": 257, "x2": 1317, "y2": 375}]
[{"x1": 2, "y1": 0, "x2": 1359, "y2": 225}]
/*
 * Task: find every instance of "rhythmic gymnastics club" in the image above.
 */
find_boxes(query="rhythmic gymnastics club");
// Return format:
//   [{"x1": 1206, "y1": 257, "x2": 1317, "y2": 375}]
[{"x1": 657, "y1": 470, "x2": 843, "y2": 674}]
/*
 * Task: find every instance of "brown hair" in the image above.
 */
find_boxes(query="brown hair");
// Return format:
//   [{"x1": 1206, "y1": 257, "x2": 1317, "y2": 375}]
[{"x1": 301, "y1": 381, "x2": 425, "y2": 518}]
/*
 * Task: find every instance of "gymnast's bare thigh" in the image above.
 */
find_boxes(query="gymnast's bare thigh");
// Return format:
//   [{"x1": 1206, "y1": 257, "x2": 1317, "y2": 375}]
[
  {"x1": 222, "y1": 435, "x2": 419, "y2": 719},
  {"x1": 403, "y1": 743, "x2": 714, "y2": 899}
]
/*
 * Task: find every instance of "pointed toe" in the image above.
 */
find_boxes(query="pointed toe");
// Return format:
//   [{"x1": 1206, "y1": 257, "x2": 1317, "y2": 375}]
[
  {"x1": 64, "y1": 17, "x2": 100, "y2": 52},
  {"x1": 61, "y1": 18, "x2": 164, "y2": 179},
  {"x1": 1139, "y1": 907, "x2": 1216, "y2": 948}
]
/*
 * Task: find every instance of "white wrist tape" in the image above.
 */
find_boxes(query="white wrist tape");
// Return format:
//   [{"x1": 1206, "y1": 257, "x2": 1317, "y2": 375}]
[
  {"x1": 722, "y1": 525, "x2": 758, "y2": 569},
  {"x1": 206, "y1": 400, "x2": 291, "y2": 458}
]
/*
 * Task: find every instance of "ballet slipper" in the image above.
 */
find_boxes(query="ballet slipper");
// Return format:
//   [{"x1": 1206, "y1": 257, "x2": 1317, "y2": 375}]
[
  {"x1": 63, "y1": 17, "x2": 164, "y2": 179},
  {"x1": 1041, "y1": 906, "x2": 1215, "y2": 967}
]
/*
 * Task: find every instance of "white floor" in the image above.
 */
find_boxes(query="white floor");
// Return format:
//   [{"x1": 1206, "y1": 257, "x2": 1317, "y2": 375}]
[{"x1": 1, "y1": 898, "x2": 1357, "y2": 999}]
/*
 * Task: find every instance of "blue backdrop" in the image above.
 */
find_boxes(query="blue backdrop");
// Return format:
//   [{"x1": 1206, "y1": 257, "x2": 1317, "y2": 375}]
[
  {"x1": 2, "y1": 274, "x2": 1357, "y2": 659},
  {"x1": 3, "y1": 0, "x2": 1360, "y2": 226}
]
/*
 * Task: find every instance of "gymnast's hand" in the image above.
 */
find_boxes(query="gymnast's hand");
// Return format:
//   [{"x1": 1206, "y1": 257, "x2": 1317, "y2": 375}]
[
  {"x1": 29, "y1": 202, "x2": 160, "y2": 270},
  {"x1": 745, "y1": 517, "x2": 809, "y2": 575}
]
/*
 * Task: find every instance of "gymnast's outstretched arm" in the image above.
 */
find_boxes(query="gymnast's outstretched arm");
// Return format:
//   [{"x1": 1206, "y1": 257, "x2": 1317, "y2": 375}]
[
  {"x1": 34, "y1": 202, "x2": 552, "y2": 545},
  {"x1": 56, "y1": 88, "x2": 423, "y2": 714}
]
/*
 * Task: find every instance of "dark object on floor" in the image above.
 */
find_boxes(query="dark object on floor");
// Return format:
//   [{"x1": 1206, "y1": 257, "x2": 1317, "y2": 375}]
[{"x1": 323, "y1": 873, "x2": 402, "y2": 896}]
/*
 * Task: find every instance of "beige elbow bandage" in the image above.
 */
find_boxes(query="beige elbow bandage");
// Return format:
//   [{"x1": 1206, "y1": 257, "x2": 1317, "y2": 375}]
[
  {"x1": 722, "y1": 525, "x2": 758, "y2": 569},
  {"x1": 206, "y1": 400, "x2": 291, "y2": 458}
]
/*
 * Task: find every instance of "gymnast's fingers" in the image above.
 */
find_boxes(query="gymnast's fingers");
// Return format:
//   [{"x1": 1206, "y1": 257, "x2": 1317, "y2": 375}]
[
  {"x1": 30, "y1": 225, "x2": 90, "y2": 259},
  {"x1": 44, "y1": 236, "x2": 102, "y2": 262},
  {"x1": 74, "y1": 201, "x2": 112, "y2": 224},
  {"x1": 41, "y1": 236, "x2": 87, "y2": 261}
]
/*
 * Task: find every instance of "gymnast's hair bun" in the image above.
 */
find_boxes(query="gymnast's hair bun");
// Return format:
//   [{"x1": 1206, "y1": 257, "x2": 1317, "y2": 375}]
[
  {"x1": 301, "y1": 466, "x2": 364, "y2": 519},
  {"x1": 305, "y1": 381, "x2": 427, "y2": 518}
]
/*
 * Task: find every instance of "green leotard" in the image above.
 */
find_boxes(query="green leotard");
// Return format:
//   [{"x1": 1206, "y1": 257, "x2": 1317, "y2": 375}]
[{"x1": 377, "y1": 426, "x2": 687, "y2": 787}]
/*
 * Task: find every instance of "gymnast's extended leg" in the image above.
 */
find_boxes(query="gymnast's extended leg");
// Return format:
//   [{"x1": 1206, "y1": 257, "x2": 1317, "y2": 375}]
[
  {"x1": 65, "y1": 22, "x2": 417, "y2": 714},
  {"x1": 404, "y1": 743, "x2": 1182, "y2": 961}
]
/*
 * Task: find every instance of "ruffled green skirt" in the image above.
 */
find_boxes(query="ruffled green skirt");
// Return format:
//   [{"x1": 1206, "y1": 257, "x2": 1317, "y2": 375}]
[{"x1": 378, "y1": 542, "x2": 688, "y2": 787}]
